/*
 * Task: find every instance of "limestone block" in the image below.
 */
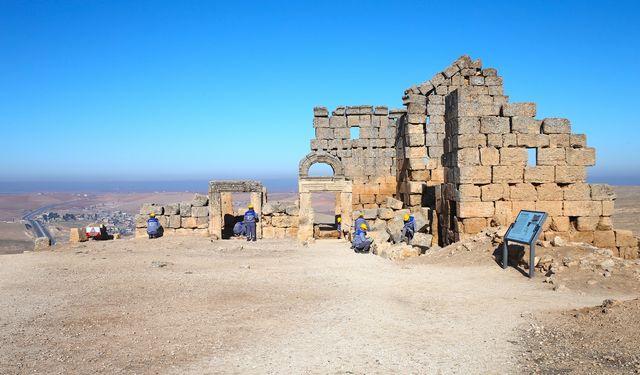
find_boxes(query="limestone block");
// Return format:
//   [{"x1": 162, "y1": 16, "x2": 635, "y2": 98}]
[
  {"x1": 69, "y1": 228, "x2": 87, "y2": 243},
  {"x1": 428, "y1": 147, "x2": 444, "y2": 158},
  {"x1": 313, "y1": 115, "x2": 330, "y2": 128},
  {"x1": 333, "y1": 128, "x2": 350, "y2": 139},
  {"x1": 480, "y1": 147, "x2": 500, "y2": 165},
  {"x1": 536, "y1": 183, "x2": 564, "y2": 201},
  {"x1": 134, "y1": 214, "x2": 147, "y2": 228},
  {"x1": 286, "y1": 227, "x2": 299, "y2": 238},
  {"x1": 537, "y1": 148, "x2": 566, "y2": 166},
  {"x1": 181, "y1": 217, "x2": 197, "y2": 229},
  {"x1": 555, "y1": 166, "x2": 586, "y2": 183},
  {"x1": 511, "y1": 201, "x2": 537, "y2": 220},
  {"x1": 570, "y1": 231, "x2": 594, "y2": 244},
  {"x1": 453, "y1": 117, "x2": 480, "y2": 135},
  {"x1": 169, "y1": 215, "x2": 181, "y2": 229},
  {"x1": 179, "y1": 202, "x2": 192, "y2": 217},
  {"x1": 502, "y1": 103, "x2": 536, "y2": 117},
  {"x1": 272, "y1": 215, "x2": 296, "y2": 228},
  {"x1": 564, "y1": 201, "x2": 602, "y2": 217},
  {"x1": 542, "y1": 118, "x2": 571, "y2": 134},
  {"x1": 615, "y1": 229, "x2": 636, "y2": 247},
  {"x1": 591, "y1": 184, "x2": 616, "y2": 200},
  {"x1": 329, "y1": 116, "x2": 346, "y2": 128},
  {"x1": 315, "y1": 127, "x2": 333, "y2": 139},
  {"x1": 481, "y1": 184, "x2": 508, "y2": 201},
  {"x1": 548, "y1": 134, "x2": 570, "y2": 148},
  {"x1": 469, "y1": 76, "x2": 485, "y2": 86},
  {"x1": 602, "y1": 201, "x2": 615, "y2": 216},
  {"x1": 492, "y1": 165, "x2": 523, "y2": 183},
  {"x1": 164, "y1": 204, "x2": 180, "y2": 215},
  {"x1": 499, "y1": 147, "x2": 528, "y2": 166},
  {"x1": 458, "y1": 166, "x2": 491, "y2": 184},
  {"x1": 191, "y1": 206, "x2": 209, "y2": 217},
  {"x1": 566, "y1": 148, "x2": 595, "y2": 166},
  {"x1": 517, "y1": 134, "x2": 549, "y2": 148},
  {"x1": 494, "y1": 200, "x2": 513, "y2": 226},
  {"x1": 510, "y1": 184, "x2": 537, "y2": 201},
  {"x1": 454, "y1": 134, "x2": 486, "y2": 149},
  {"x1": 511, "y1": 117, "x2": 542, "y2": 134},
  {"x1": 459, "y1": 184, "x2": 481, "y2": 201},
  {"x1": 577, "y1": 216, "x2": 599, "y2": 231},
  {"x1": 487, "y1": 134, "x2": 503, "y2": 147},
  {"x1": 458, "y1": 201, "x2": 495, "y2": 218},
  {"x1": 524, "y1": 166, "x2": 554, "y2": 183},
  {"x1": 158, "y1": 215, "x2": 169, "y2": 228},
  {"x1": 503, "y1": 134, "x2": 517, "y2": 147},
  {"x1": 563, "y1": 183, "x2": 591, "y2": 201},
  {"x1": 314, "y1": 107, "x2": 329, "y2": 117},
  {"x1": 597, "y1": 216, "x2": 613, "y2": 231},
  {"x1": 594, "y1": 231, "x2": 616, "y2": 249},
  {"x1": 191, "y1": 194, "x2": 209, "y2": 207},
  {"x1": 363, "y1": 208, "x2": 378, "y2": 220},
  {"x1": 570, "y1": 134, "x2": 587, "y2": 148},
  {"x1": 485, "y1": 76, "x2": 503, "y2": 86},
  {"x1": 551, "y1": 216, "x2": 570, "y2": 232},
  {"x1": 480, "y1": 117, "x2": 510, "y2": 134},
  {"x1": 535, "y1": 201, "x2": 563, "y2": 216},
  {"x1": 457, "y1": 148, "x2": 480, "y2": 166},
  {"x1": 462, "y1": 217, "x2": 488, "y2": 233},
  {"x1": 140, "y1": 203, "x2": 164, "y2": 216},
  {"x1": 196, "y1": 217, "x2": 208, "y2": 229},
  {"x1": 407, "y1": 133, "x2": 425, "y2": 146},
  {"x1": 407, "y1": 146, "x2": 427, "y2": 158},
  {"x1": 377, "y1": 208, "x2": 395, "y2": 220}
]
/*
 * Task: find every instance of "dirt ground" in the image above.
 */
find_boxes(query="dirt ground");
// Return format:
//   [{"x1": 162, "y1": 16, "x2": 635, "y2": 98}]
[{"x1": 1, "y1": 236, "x2": 637, "y2": 374}]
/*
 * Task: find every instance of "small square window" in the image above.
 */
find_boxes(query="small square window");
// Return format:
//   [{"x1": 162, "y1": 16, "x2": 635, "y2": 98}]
[
  {"x1": 527, "y1": 148, "x2": 537, "y2": 166},
  {"x1": 350, "y1": 127, "x2": 360, "y2": 139}
]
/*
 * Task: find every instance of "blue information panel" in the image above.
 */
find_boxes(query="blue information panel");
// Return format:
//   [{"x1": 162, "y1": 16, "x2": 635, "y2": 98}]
[{"x1": 505, "y1": 210, "x2": 547, "y2": 244}]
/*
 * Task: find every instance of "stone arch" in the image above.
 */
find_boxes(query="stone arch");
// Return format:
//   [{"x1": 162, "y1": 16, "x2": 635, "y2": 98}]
[{"x1": 299, "y1": 152, "x2": 344, "y2": 177}]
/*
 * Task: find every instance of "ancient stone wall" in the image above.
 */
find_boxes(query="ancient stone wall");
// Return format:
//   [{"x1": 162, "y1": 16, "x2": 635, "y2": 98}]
[
  {"x1": 397, "y1": 56, "x2": 491, "y2": 209},
  {"x1": 309, "y1": 106, "x2": 399, "y2": 210},
  {"x1": 439, "y1": 85, "x2": 629, "y2": 254},
  {"x1": 135, "y1": 194, "x2": 210, "y2": 238},
  {"x1": 261, "y1": 201, "x2": 300, "y2": 239}
]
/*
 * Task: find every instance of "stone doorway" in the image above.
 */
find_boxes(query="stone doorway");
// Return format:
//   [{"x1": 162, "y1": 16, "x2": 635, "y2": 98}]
[
  {"x1": 298, "y1": 152, "x2": 352, "y2": 241},
  {"x1": 208, "y1": 181, "x2": 264, "y2": 240}
]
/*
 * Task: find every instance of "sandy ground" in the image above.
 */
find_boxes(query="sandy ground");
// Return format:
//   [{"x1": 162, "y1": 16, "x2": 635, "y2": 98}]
[
  {"x1": 0, "y1": 236, "x2": 634, "y2": 374},
  {"x1": 0, "y1": 222, "x2": 33, "y2": 255}
]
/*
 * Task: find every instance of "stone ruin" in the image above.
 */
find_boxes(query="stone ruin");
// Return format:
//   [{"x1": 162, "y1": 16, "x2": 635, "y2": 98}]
[{"x1": 135, "y1": 55, "x2": 639, "y2": 259}]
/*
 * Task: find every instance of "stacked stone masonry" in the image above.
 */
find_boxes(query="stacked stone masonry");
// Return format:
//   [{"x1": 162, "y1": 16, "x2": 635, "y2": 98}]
[
  {"x1": 135, "y1": 194, "x2": 210, "y2": 238},
  {"x1": 134, "y1": 55, "x2": 637, "y2": 259}
]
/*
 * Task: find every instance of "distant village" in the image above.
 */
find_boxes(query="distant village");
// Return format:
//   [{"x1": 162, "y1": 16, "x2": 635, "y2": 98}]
[{"x1": 40, "y1": 208, "x2": 136, "y2": 236}]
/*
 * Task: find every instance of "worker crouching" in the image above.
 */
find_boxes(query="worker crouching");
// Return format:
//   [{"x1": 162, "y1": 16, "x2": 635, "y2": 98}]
[{"x1": 352, "y1": 223, "x2": 373, "y2": 253}]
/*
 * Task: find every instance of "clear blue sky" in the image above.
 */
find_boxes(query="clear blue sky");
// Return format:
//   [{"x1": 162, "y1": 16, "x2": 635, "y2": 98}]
[{"x1": 1, "y1": 0, "x2": 639, "y2": 187}]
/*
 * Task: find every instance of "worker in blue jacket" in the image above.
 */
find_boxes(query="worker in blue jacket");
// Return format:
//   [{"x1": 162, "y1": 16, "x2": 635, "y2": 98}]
[
  {"x1": 400, "y1": 214, "x2": 416, "y2": 244},
  {"x1": 352, "y1": 223, "x2": 373, "y2": 253},
  {"x1": 244, "y1": 204, "x2": 259, "y2": 241},
  {"x1": 354, "y1": 213, "x2": 368, "y2": 232},
  {"x1": 233, "y1": 221, "x2": 246, "y2": 237},
  {"x1": 147, "y1": 212, "x2": 160, "y2": 239}
]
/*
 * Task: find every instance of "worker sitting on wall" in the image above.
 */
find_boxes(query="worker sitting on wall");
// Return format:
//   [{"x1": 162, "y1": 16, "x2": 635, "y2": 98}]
[
  {"x1": 244, "y1": 204, "x2": 259, "y2": 242},
  {"x1": 352, "y1": 223, "x2": 373, "y2": 253},
  {"x1": 147, "y1": 212, "x2": 161, "y2": 239},
  {"x1": 399, "y1": 214, "x2": 416, "y2": 244},
  {"x1": 233, "y1": 220, "x2": 246, "y2": 237}
]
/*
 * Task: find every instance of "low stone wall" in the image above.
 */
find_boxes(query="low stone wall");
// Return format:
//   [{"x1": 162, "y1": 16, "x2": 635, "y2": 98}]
[
  {"x1": 261, "y1": 201, "x2": 300, "y2": 239},
  {"x1": 135, "y1": 194, "x2": 210, "y2": 238}
]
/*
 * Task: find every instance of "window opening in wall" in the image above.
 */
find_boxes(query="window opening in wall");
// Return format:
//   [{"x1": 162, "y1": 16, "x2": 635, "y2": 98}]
[
  {"x1": 308, "y1": 162, "x2": 335, "y2": 177},
  {"x1": 426, "y1": 115, "x2": 431, "y2": 124},
  {"x1": 527, "y1": 148, "x2": 537, "y2": 166},
  {"x1": 350, "y1": 126, "x2": 360, "y2": 140}
]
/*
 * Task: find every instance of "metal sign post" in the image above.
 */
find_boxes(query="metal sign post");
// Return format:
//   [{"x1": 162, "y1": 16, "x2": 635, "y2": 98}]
[{"x1": 502, "y1": 210, "x2": 547, "y2": 279}]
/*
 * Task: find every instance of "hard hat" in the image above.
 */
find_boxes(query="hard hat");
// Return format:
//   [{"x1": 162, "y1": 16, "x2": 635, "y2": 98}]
[
  {"x1": 337, "y1": 217, "x2": 341, "y2": 223},
  {"x1": 358, "y1": 213, "x2": 364, "y2": 217},
  {"x1": 360, "y1": 223, "x2": 367, "y2": 230},
  {"x1": 248, "y1": 204, "x2": 254, "y2": 209},
  {"x1": 149, "y1": 212, "x2": 156, "y2": 217},
  {"x1": 403, "y1": 214, "x2": 409, "y2": 221}
]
